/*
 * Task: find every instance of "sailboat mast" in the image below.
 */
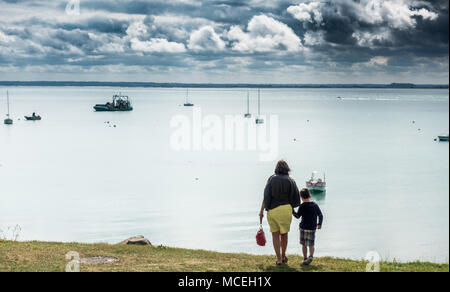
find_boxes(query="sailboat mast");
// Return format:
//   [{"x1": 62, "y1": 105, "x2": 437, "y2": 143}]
[
  {"x1": 258, "y1": 89, "x2": 261, "y2": 116},
  {"x1": 6, "y1": 90, "x2": 10, "y2": 117},
  {"x1": 186, "y1": 88, "x2": 189, "y2": 103},
  {"x1": 247, "y1": 91, "x2": 250, "y2": 113}
]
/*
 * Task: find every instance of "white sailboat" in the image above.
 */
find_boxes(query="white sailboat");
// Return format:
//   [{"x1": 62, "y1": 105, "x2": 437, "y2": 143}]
[
  {"x1": 244, "y1": 91, "x2": 252, "y2": 118},
  {"x1": 4, "y1": 90, "x2": 13, "y2": 125},
  {"x1": 255, "y1": 89, "x2": 264, "y2": 124},
  {"x1": 184, "y1": 88, "x2": 194, "y2": 107}
]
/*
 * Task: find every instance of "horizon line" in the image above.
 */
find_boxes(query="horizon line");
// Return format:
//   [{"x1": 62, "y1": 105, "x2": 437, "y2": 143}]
[{"x1": 0, "y1": 81, "x2": 448, "y2": 89}]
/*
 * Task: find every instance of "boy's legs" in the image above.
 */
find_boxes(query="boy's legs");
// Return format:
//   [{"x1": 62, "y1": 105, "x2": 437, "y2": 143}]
[
  {"x1": 302, "y1": 245, "x2": 308, "y2": 259},
  {"x1": 309, "y1": 246, "x2": 315, "y2": 258}
]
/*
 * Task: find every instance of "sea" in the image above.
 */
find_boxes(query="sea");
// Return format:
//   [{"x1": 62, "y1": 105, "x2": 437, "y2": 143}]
[{"x1": 0, "y1": 86, "x2": 448, "y2": 263}]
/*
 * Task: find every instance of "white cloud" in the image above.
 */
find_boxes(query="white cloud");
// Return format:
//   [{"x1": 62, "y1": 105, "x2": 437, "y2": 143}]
[
  {"x1": 356, "y1": 0, "x2": 438, "y2": 29},
  {"x1": 287, "y1": 0, "x2": 439, "y2": 30},
  {"x1": 227, "y1": 15, "x2": 303, "y2": 53},
  {"x1": 303, "y1": 31, "x2": 326, "y2": 46},
  {"x1": 287, "y1": 2, "x2": 323, "y2": 25},
  {"x1": 0, "y1": 30, "x2": 15, "y2": 43},
  {"x1": 368, "y1": 56, "x2": 389, "y2": 66},
  {"x1": 130, "y1": 37, "x2": 186, "y2": 53},
  {"x1": 188, "y1": 26, "x2": 226, "y2": 51},
  {"x1": 126, "y1": 20, "x2": 186, "y2": 53},
  {"x1": 126, "y1": 21, "x2": 148, "y2": 37},
  {"x1": 353, "y1": 56, "x2": 390, "y2": 69},
  {"x1": 352, "y1": 29, "x2": 392, "y2": 47}
]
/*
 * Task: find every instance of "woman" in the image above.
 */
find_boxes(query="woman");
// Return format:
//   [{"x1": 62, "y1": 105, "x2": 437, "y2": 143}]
[{"x1": 259, "y1": 160, "x2": 300, "y2": 265}]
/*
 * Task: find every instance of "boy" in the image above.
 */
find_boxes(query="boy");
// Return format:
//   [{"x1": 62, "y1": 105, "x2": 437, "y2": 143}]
[{"x1": 293, "y1": 188, "x2": 323, "y2": 266}]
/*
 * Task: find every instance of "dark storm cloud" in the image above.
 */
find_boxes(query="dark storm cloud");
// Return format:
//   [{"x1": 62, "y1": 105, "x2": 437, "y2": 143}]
[
  {"x1": 61, "y1": 18, "x2": 130, "y2": 35},
  {"x1": 283, "y1": 0, "x2": 448, "y2": 66}
]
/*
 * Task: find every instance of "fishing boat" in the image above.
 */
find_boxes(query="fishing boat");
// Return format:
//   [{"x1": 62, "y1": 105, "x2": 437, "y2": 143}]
[
  {"x1": 184, "y1": 89, "x2": 194, "y2": 107},
  {"x1": 4, "y1": 90, "x2": 13, "y2": 125},
  {"x1": 255, "y1": 89, "x2": 264, "y2": 124},
  {"x1": 438, "y1": 134, "x2": 449, "y2": 142},
  {"x1": 306, "y1": 171, "x2": 326, "y2": 193},
  {"x1": 94, "y1": 93, "x2": 133, "y2": 112},
  {"x1": 244, "y1": 91, "x2": 252, "y2": 118},
  {"x1": 25, "y1": 113, "x2": 41, "y2": 121}
]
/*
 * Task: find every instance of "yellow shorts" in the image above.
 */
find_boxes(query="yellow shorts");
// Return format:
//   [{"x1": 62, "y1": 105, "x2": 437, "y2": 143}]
[{"x1": 267, "y1": 204, "x2": 293, "y2": 234}]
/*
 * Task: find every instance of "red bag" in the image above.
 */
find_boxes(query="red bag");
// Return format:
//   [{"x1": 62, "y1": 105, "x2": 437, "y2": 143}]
[{"x1": 256, "y1": 216, "x2": 267, "y2": 246}]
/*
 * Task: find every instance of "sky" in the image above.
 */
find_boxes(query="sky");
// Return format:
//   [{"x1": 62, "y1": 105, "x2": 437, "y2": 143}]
[{"x1": 0, "y1": 0, "x2": 448, "y2": 84}]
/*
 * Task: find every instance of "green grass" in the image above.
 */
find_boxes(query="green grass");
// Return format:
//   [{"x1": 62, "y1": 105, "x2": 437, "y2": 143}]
[{"x1": 0, "y1": 240, "x2": 448, "y2": 272}]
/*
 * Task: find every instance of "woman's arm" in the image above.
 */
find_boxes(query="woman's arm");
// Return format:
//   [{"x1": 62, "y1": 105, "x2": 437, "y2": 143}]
[
  {"x1": 292, "y1": 205, "x2": 301, "y2": 219},
  {"x1": 260, "y1": 176, "x2": 273, "y2": 218},
  {"x1": 290, "y1": 179, "x2": 301, "y2": 208},
  {"x1": 259, "y1": 200, "x2": 265, "y2": 218}
]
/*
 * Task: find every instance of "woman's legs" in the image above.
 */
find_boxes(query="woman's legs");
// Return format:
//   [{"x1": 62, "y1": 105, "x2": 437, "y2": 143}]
[
  {"x1": 280, "y1": 233, "x2": 288, "y2": 260},
  {"x1": 271, "y1": 232, "x2": 282, "y2": 263}
]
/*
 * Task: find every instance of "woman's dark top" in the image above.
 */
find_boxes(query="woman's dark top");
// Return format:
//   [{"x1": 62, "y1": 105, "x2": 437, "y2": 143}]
[
  {"x1": 264, "y1": 174, "x2": 301, "y2": 211},
  {"x1": 293, "y1": 202, "x2": 323, "y2": 230}
]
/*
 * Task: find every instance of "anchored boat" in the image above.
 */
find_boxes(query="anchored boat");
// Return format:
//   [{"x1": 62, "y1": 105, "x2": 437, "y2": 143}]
[
  {"x1": 244, "y1": 91, "x2": 252, "y2": 118},
  {"x1": 306, "y1": 171, "x2": 326, "y2": 193},
  {"x1": 255, "y1": 89, "x2": 264, "y2": 124},
  {"x1": 25, "y1": 113, "x2": 41, "y2": 121},
  {"x1": 184, "y1": 89, "x2": 194, "y2": 107},
  {"x1": 4, "y1": 90, "x2": 13, "y2": 125},
  {"x1": 94, "y1": 94, "x2": 133, "y2": 112},
  {"x1": 438, "y1": 134, "x2": 449, "y2": 142}
]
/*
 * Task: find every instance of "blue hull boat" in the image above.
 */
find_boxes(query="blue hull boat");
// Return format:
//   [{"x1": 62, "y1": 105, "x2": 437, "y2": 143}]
[
  {"x1": 94, "y1": 93, "x2": 133, "y2": 112},
  {"x1": 93, "y1": 105, "x2": 133, "y2": 112}
]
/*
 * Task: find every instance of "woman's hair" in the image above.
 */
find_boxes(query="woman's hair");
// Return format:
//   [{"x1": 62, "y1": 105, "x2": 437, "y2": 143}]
[
  {"x1": 300, "y1": 188, "x2": 311, "y2": 199},
  {"x1": 274, "y1": 160, "x2": 291, "y2": 175}
]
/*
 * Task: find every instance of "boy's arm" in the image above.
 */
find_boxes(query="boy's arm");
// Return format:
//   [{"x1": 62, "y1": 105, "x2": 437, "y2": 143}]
[{"x1": 316, "y1": 204, "x2": 323, "y2": 228}]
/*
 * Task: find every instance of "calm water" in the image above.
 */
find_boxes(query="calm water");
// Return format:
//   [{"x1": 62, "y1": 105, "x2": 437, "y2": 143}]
[{"x1": 0, "y1": 87, "x2": 448, "y2": 263}]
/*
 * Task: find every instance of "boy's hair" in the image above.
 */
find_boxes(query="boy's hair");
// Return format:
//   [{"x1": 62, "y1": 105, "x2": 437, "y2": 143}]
[
  {"x1": 300, "y1": 188, "x2": 311, "y2": 199},
  {"x1": 275, "y1": 160, "x2": 291, "y2": 175}
]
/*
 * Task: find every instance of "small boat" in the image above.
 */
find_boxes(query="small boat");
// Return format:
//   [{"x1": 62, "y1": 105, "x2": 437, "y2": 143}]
[
  {"x1": 184, "y1": 89, "x2": 194, "y2": 107},
  {"x1": 306, "y1": 171, "x2": 326, "y2": 193},
  {"x1": 4, "y1": 90, "x2": 13, "y2": 125},
  {"x1": 438, "y1": 134, "x2": 449, "y2": 142},
  {"x1": 94, "y1": 93, "x2": 133, "y2": 112},
  {"x1": 25, "y1": 113, "x2": 41, "y2": 121},
  {"x1": 244, "y1": 91, "x2": 252, "y2": 118},
  {"x1": 255, "y1": 89, "x2": 264, "y2": 124}
]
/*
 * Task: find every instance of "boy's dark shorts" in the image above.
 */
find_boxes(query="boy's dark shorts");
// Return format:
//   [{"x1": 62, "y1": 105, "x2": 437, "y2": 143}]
[{"x1": 300, "y1": 229, "x2": 316, "y2": 247}]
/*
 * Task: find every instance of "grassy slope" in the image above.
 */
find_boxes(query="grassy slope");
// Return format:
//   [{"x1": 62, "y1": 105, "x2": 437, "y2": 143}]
[{"x1": 0, "y1": 240, "x2": 448, "y2": 272}]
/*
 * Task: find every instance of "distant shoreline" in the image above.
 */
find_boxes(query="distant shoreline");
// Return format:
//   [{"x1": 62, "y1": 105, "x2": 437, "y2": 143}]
[{"x1": 0, "y1": 81, "x2": 448, "y2": 89}]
